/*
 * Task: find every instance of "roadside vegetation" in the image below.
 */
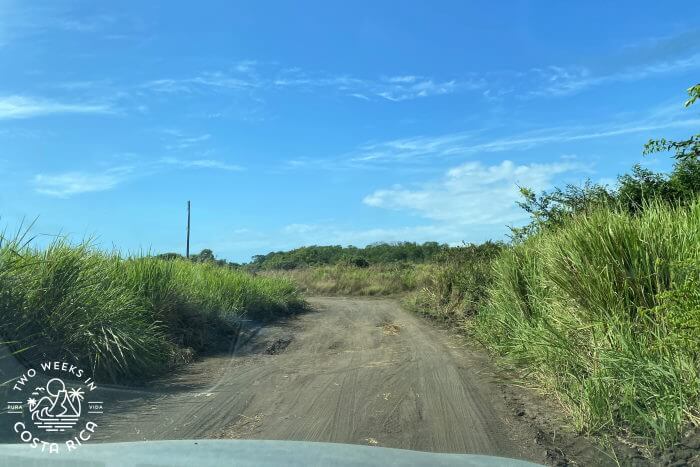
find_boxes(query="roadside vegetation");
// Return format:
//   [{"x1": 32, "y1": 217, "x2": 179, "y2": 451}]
[
  {"x1": 265, "y1": 85, "x2": 700, "y2": 449},
  {"x1": 477, "y1": 198, "x2": 700, "y2": 447},
  {"x1": 266, "y1": 262, "x2": 432, "y2": 296},
  {"x1": 0, "y1": 235, "x2": 303, "y2": 384}
]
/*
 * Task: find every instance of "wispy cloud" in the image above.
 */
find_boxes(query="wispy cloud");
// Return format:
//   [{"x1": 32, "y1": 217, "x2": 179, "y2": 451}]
[
  {"x1": 0, "y1": 95, "x2": 114, "y2": 119},
  {"x1": 34, "y1": 156, "x2": 244, "y2": 198},
  {"x1": 33, "y1": 166, "x2": 134, "y2": 197},
  {"x1": 142, "y1": 72, "x2": 259, "y2": 94},
  {"x1": 20, "y1": 27, "x2": 699, "y2": 121},
  {"x1": 384, "y1": 75, "x2": 419, "y2": 84},
  {"x1": 160, "y1": 157, "x2": 243, "y2": 171},
  {"x1": 160, "y1": 130, "x2": 212, "y2": 150},
  {"x1": 343, "y1": 104, "x2": 700, "y2": 165},
  {"x1": 141, "y1": 61, "x2": 481, "y2": 102},
  {"x1": 511, "y1": 30, "x2": 700, "y2": 98},
  {"x1": 237, "y1": 31, "x2": 700, "y2": 103},
  {"x1": 0, "y1": 2, "x2": 139, "y2": 46},
  {"x1": 363, "y1": 159, "x2": 586, "y2": 225},
  {"x1": 528, "y1": 52, "x2": 700, "y2": 97},
  {"x1": 271, "y1": 69, "x2": 481, "y2": 101},
  {"x1": 55, "y1": 14, "x2": 118, "y2": 33}
]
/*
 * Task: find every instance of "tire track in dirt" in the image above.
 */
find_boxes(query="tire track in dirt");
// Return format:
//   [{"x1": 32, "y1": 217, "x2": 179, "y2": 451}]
[{"x1": 88, "y1": 297, "x2": 546, "y2": 463}]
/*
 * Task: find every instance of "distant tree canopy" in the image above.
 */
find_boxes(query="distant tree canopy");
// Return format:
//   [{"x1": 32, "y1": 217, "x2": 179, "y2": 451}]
[
  {"x1": 193, "y1": 248, "x2": 215, "y2": 263},
  {"x1": 249, "y1": 241, "x2": 451, "y2": 270},
  {"x1": 155, "y1": 249, "x2": 241, "y2": 269},
  {"x1": 511, "y1": 158, "x2": 700, "y2": 241},
  {"x1": 156, "y1": 252, "x2": 184, "y2": 261}
]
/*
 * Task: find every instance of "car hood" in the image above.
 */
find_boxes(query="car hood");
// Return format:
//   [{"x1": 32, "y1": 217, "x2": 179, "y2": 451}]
[{"x1": 0, "y1": 439, "x2": 542, "y2": 466}]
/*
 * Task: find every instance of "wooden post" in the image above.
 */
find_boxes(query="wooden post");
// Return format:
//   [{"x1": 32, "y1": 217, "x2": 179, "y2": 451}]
[{"x1": 186, "y1": 200, "x2": 191, "y2": 259}]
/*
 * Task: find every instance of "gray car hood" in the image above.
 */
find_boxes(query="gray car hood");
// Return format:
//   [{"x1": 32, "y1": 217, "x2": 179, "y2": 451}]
[{"x1": 0, "y1": 440, "x2": 542, "y2": 466}]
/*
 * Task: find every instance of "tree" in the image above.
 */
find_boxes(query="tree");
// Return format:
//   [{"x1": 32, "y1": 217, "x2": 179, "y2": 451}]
[
  {"x1": 156, "y1": 252, "x2": 184, "y2": 260},
  {"x1": 191, "y1": 248, "x2": 215, "y2": 263},
  {"x1": 509, "y1": 181, "x2": 613, "y2": 241},
  {"x1": 644, "y1": 83, "x2": 700, "y2": 161},
  {"x1": 616, "y1": 164, "x2": 667, "y2": 213}
]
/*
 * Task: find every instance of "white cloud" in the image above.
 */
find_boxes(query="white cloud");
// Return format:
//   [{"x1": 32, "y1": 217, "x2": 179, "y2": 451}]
[
  {"x1": 372, "y1": 78, "x2": 463, "y2": 101},
  {"x1": 161, "y1": 130, "x2": 212, "y2": 150},
  {"x1": 529, "y1": 53, "x2": 700, "y2": 97},
  {"x1": 34, "y1": 156, "x2": 243, "y2": 197},
  {"x1": 349, "y1": 93, "x2": 370, "y2": 101},
  {"x1": 234, "y1": 60, "x2": 258, "y2": 73},
  {"x1": 142, "y1": 65, "x2": 267, "y2": 94},
  {"x1": 345, "y1": 105, "x2": 700, "y2": 165},
  {"x1": 33, "y1": 166, "x2": 133, "y2": 197},
  {"x1": 0, "y1": 95, "x2": 113, "y2": 119},
  {"x1": 144, "y1": 66, "x2": 480, "y2": 102},
  {"x1": 363, "y1": 159, "x2": 586, "y2": 225},
  {"x1": 160, "y1": 157, "x2": 243, "y2": 171},
  {"x1": 56, "y1": 14, "x2": 117, "y2": 33},
  {"x1": 384, "y1": 75, "x2": 419, "y2": 84},
  {"x1": 0, "y1": 2, "x2": 138, "y2": 47},
  {"x1": 101, "y1": 43, "x2": 700, "y2": 108},
  {"x1": 350, "y1": 132, "x2": 475, "y2": 163}
]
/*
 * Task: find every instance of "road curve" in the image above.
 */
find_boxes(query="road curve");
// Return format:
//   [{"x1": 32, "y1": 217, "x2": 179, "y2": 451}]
[{"x1": 90, "y1": 297, "x2": 540, "y2": 462}]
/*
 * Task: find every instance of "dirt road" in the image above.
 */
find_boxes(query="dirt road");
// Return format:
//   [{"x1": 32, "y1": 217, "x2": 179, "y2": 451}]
[{"x1": 89, "y1": 297, "x2": 541, "y2": 462}]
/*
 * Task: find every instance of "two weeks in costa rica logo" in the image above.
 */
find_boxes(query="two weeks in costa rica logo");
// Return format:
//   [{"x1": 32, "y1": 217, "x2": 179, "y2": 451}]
[{"x1": 5, "y1": 360, "x2": 104, "y2": 453}]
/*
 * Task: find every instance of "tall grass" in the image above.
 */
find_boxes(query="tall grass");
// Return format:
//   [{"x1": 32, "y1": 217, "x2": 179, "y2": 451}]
[
  {"x1": 0, "y1": 237, "x2": 303, "y2": 384},
  {"x1": 407, "y1": 242, "x2": 504, "y2": 322},
  {"x1": 266, "y1": 263, "x2": 433, "y2": 296},
  {"x1": 476, "y1": 199, "x2": 700, "y2": 447}
]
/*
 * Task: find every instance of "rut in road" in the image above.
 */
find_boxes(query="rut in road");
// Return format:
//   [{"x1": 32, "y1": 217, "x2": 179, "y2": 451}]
[{"x1": 92, "y1": 297, "x2": 539, "y2": 462}]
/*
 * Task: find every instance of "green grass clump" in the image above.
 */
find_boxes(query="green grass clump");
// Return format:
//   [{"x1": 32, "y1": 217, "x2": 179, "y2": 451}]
[
  {"x1": 407, "y1": 242, "x2": 504, "y2": 322},
  {"x1": 476, "y1": 199, "x2": 700, "y2": 447},
  {"x1": 0, "y1": 237, "x2": 303, "y2": 384}
]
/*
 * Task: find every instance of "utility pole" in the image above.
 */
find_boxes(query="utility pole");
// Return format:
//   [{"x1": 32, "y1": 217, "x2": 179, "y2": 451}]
[{"x1": 186, "y1": 200, "x2": 191, "y2": 259}]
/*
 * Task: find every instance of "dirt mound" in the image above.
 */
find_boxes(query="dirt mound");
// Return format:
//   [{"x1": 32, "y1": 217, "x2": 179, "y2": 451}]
[
  {"x1": 381, "y1": 323, "x2": 401, "y2": 335},
  {"x1": 265, "y1": 337, "x2": 293, "y2": 355}
]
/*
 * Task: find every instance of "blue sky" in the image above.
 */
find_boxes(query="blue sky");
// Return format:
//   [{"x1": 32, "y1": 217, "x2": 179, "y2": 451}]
[{"x1": 1, "y1": 1, "x2": 699, "y2": 262}]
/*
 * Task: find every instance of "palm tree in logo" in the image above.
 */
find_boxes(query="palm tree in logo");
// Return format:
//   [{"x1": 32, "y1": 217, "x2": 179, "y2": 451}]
[
  {"x1": 29, "y1": 378, "x2": 83, "y2": 421},
  {"x1": 67, "y1": 387, "x2": 85, "y2": 411}
]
